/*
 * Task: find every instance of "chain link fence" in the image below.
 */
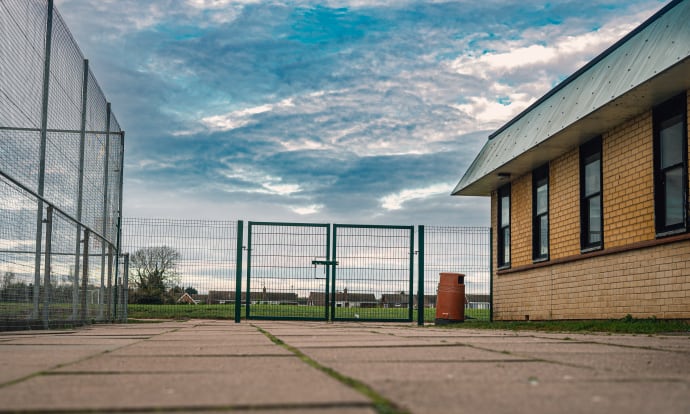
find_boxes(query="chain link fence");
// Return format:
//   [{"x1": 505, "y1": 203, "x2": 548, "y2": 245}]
[{"x1": 0, "y1": 0, "x2": 125, "y2": 330}]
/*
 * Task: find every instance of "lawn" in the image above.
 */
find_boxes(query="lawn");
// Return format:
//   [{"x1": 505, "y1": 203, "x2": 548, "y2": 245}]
[{"x1": 126, "y1": 303, "x2": 490, "y2": 322}]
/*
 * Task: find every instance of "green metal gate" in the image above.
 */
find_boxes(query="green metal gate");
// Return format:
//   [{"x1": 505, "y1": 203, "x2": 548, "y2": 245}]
[
  {"x1": 246, "y1": 222, "x2": 414, "y2": 322},
  {"x1": 332, "y1": 225, "x2": 414, "y2": 322},
  {"x1": 246, "y1": 222, "x2": 330, "y2": 320}
]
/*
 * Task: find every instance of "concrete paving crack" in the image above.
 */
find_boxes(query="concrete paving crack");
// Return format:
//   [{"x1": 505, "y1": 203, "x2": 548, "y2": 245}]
[{"x1": 253, "y1": 324, "x2": 411, "y2": 414}]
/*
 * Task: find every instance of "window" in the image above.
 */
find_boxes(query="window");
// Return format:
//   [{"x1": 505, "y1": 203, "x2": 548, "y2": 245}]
[
  {"x1": 580, "y1": 136, "x2": 603, "y2": 251},
  {"x1": 532, "y1": 164, "x2": 549, "y2": 261},
  {"x1": 653, "y1": 94, "x2": 688, "y2": 236},
  {"x1": 497, "y1": 184, "x2": 510, "y2": 268}
]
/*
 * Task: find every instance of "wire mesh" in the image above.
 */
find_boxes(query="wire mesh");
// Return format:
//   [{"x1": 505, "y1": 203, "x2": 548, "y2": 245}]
[
  {"x1": 122, "y1": 218, "x2": 239, "y2": 320},
  {"x1": 333, "y1": 225, "x2": 414, "y2": 321},
  {"x1": 0, "y1": 1, "x2": 125, "y2": 330},
  {"x1": 0, "y1": 175, "x2": 123, "y2": 329},
  {"x1": 422, "y1": 226, "x2": 491, "y2": 322},
  {"x1": 247, "y1": 222, "x2": 329, "y2": 320}
]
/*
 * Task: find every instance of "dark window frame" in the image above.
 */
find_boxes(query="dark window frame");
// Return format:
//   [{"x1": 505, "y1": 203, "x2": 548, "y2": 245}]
[
  {"x1": 532, "y1": 164, "x2": 549, "y2": 262},
  {"x1": 580, "y1": 136, "x2": 603, "y2": 252},
  {"x1": 497, "y1": 184, "x2": 511, "y2": 269},
  {"x1": 653, "y1": 93, "x2": 688, "y2": 237}
]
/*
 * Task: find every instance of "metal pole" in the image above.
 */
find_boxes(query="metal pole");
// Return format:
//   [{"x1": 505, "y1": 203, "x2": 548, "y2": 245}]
[
  {"x1": 113, "y1": 131, "x2": 125, "y2": 321},
  {"x1": 73, "y1": 59, "x2": 89, "y2": 320},
  {"x1": 245, "y1": 223, "x2": 252, "y2": 320},
  {"x1": 43, "y1": 206, "x2": 53, "y2": 329},
  {"x1": 33, "y1": 0, "x2": 54, "y2": 318},
  {"x1": 80, "y1": 229, "x2": 90, "y2": 323},
  {"x1": 417, "y1": 225, "x2": 425, "y2": 326},
  {"x1": 107, "y1": 244, "x2": 113, "y2": 321},
  {"x1": 408, "y1": 226, "x2": 415, "y2": 323},
  {"x1": 99, "y1": 103, "x2": 112, "y2": 320},
  {"x1": 123, "y1": 253, "x2": 129, "y2": 322},
  {"x1": 234, "y1": 221, "x2": 244, "y2": 323}
]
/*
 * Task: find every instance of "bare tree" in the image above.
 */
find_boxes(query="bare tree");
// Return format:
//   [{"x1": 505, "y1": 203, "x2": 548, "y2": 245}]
[{"x1": 129, "y1": 246, "x2": 181, "y2": 304}]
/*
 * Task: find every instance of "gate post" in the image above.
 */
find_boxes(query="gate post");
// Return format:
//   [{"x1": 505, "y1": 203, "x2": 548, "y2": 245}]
[
  {"x1": 489, "y1": 228, "x2": 494, "y2": 322},
  {"x1": 417, "y1": 225, "x2": 424, "y2": 326},
  {"x1": 234, "y1": 220, "x2": 244, "y2": 323}
]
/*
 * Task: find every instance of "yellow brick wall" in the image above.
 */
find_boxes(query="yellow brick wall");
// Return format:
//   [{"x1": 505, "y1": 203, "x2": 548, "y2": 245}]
[
  {"x1": 492, "y1": 89, "x2": 690, "y2": 320},
  {"x1": 602, "y1": 111, "x2": 655, "y2": 248},
  {"x1": 510, "y1": 173, "x2": 532, "y2": 267},
  {"x1": 549, "y1": 148, "x2": 580, "y2": 259},
  {"x1": 493, "y1": 239, "x2": 690, "y2": 320}
]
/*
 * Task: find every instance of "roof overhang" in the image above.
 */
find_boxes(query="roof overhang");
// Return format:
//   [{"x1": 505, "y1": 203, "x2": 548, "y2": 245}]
[{"x1": 453, "y1": 0, "x2": 690, "y2": 197}]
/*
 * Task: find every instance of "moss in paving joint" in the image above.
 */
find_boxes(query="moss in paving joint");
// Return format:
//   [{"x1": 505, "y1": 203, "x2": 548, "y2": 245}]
[{"x1": 253, "y1": 325, "x2": 410, "y2": 414}]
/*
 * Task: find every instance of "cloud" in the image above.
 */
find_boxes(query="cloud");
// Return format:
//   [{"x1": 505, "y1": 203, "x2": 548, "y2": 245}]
[
  {"x1": 381, "y1": 183, "x2": 452, "y2": 211},
  {"x1": 49, "y1": 0, "x2": 668, "y2": 227}
]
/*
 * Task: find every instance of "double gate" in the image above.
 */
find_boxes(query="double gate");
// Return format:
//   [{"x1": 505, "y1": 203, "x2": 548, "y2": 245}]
[{"x1": 246, "y1": 222, "x2": 414, "y2": 322}]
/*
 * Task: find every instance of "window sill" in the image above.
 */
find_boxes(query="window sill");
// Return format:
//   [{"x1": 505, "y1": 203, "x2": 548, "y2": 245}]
[
  {"x1": 580, "y1": 245, "x2": 603, "y2": 254},
  {"x1": 656, "y1": 227, "x2": 687, "y2": 239},
  {"x1": 532, "y1": 257, "x2": 549, "y2": 264},
  {"x1": 497, "y1": 264, "x2": 511, "y2": 271}
]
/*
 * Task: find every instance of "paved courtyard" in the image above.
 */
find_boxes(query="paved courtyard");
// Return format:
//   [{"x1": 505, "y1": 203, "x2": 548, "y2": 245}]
[{"x1": 0, "y1": 320, "x2": 688, "y2": 413}]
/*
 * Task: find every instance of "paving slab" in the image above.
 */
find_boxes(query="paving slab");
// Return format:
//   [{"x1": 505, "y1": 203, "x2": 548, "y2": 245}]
[
  {"x1": 0, "y1": 370, "x2": 369, "y2": 412},
  {"x1": 53, "y1": 354, "x2": 297, "y2": 373},
  {"x1": 109, "y1": 342, "x2": 292, "y2": 356},
  {"x1": 300, "y1": 344, "x2": 529, "y2": 363}
]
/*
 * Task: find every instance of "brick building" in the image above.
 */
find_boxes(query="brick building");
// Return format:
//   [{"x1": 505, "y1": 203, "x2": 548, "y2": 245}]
[{"x1": 453, "y1": 0, "x2": 690, "y2": 320}]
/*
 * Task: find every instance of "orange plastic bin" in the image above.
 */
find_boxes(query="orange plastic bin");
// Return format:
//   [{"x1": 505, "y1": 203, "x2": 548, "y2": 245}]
[{"x1": 435, "y1": 272, "x2": 465, "y2": 324}]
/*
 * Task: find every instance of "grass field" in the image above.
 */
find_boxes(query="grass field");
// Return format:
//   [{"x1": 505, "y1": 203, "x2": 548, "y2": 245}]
[
  {"x1": 437, "y1": 316, "x2": 690, "y2": 334},
  {"x1": 126, "y1": 304, "x2": 490, "y2": 322}
]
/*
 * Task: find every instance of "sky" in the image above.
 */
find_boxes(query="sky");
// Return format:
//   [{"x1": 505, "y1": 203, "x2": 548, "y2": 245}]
[{"x1": 53, "y1": 0, "x2": 668, "y2": 226}]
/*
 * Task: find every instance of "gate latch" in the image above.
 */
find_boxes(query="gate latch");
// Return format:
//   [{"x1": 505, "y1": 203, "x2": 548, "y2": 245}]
[{"x1": 311, "y1": 260, "x2": 338, "y2": 266}]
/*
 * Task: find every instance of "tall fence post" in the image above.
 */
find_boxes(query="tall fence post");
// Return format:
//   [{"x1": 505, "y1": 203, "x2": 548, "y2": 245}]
[
  {"x1": 408, "y1": 226, "x2": 415, "y2": 322},
  {"x1": 107, "y1": 245, "x2": 113, "y2": 321},
  {"x1": 99, "y1": 103, "x2": 112, "y2": 320},
  {"x1": 113, "y1": 131, "x2": 125, "y2": 322},
  {"x1": 33, "y1": 0, "x2": 54, "y2": 319},
  {"x1": 80, "y1": 229, "x2": 90, "y2": 322},
  {"x1": 42, "y1": 206, "x2": 53, "y2": 329},
  {"x1": 234, "y1": 221, "x2": 244, "y2": 323},
  {"x1": 73, "y1": 59, "x2": 89, "y2": 321},
  {"x1": 417, "y1": 225, "x2": 425, "y2": 326},
  {"x1": 123, "y1": 253, "x2": 129, "y2": 322}
]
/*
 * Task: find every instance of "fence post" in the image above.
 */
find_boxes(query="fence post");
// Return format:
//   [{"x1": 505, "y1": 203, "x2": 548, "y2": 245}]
[
  {"x1": 123, "y1": 253, "x2": 129, "y2": 322},
  {"x1": 33, "y1": 0, "x2": 54, "y2": 319},
  {"x1": 42, "y1": 206, "x2": 53, "y2": 329},
  {"x1": 80, "y1": 229, "x2": 90, "y2": 322},
  {"x1": 113, "y1": 131, "x2": 125, "y2": 321},
  {"x1": 417, "y1": 225, "x2": 425, "y2": 326},
  {"x1": 489, "y1": 227, "x2": 494, "y2": 322},
  {"x1": 98, "y1": 103, "x2": 112, "y2": 320},
  {"x1": 408, "y1": 226, "x2": 415, "y2": 322},
  {"x1": 234, "y1": 221, "x2": 244, "y2": 323},
  {"x1": 73, "y1": 59, "x2": 89, "y2": 321},
  {"x1": 107, "y1": 245, "x2": 113, "y2": 321}
]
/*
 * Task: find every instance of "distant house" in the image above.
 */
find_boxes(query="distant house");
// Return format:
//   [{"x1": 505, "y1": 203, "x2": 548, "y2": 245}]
[
  {"x1": 177, "y1": 292, "x2": 200, "y2": 305},
  {"x1": 207, "y1": 290, "x2": 235, "y2": 304},
  {"x1": 308, "y1": 292, "x2": 378, "y2": 308},
  {"x1": 453, "y1": 0, "x2": 690, "y2": 320},
  {"x1": 380, "y1": 294, "x2": 411, "y2": 308},
  {"x1": 207, "y1": 290, "x2": 299, "y2": 305},
  {"x1": 414, "y1": 295, "x2": 437, "y2": 308}
]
